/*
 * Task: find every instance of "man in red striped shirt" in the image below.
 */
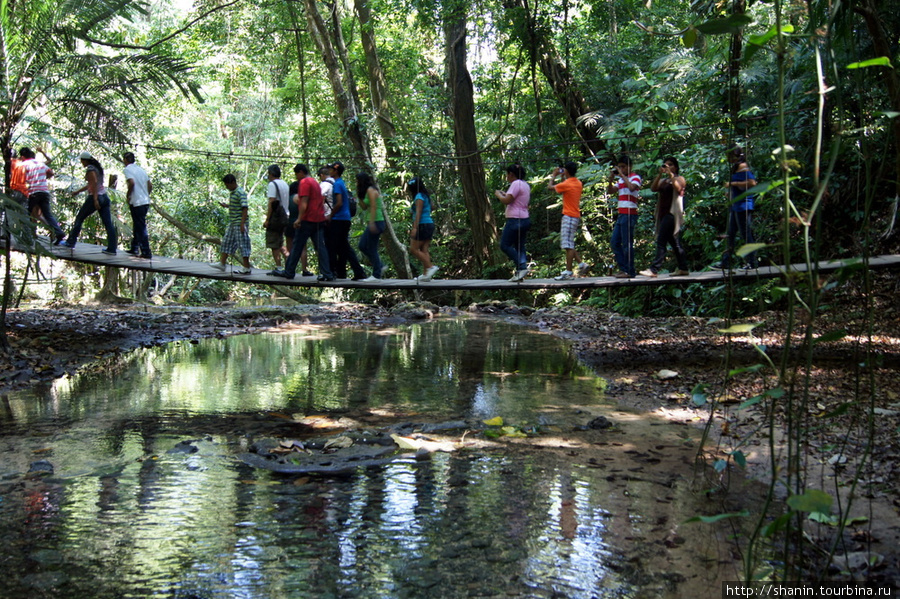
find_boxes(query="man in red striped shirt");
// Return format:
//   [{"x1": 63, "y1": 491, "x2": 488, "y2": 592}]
[
  {"x1": 21, "y1": 147, "x2": 65, "y2": 244},
  {"x1": 608, "y1": 155, "x2": 641, "y2": 278}
]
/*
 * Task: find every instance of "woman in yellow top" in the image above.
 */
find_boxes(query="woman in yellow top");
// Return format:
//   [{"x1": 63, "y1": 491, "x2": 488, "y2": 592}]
[{"x1": 356, "y1": 171, "x2": 385, "y2": 281}]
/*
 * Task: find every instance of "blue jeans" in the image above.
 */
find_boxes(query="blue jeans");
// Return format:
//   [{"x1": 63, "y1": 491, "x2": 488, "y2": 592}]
[
  {"x1": 285, "y1": 221, "x2": 331, "y2": 278},
  {"x1": 500, "y1": 217, "x2": 531, "y2": 271},
  {"x1": 723, "y1": 209, "x2": 757, "y2": 268},
  {"x1": 67, "y1": 193, "x2": 117, "y2": 252},
  {"x1": 129, "y1": 204, "x2": 151, "y2": 257},
  {"x1": 611, "y1": 213, "x2": 638, "y2": 276},
  {"x1": 358, "y1": 220, "x2": 386, "y2": 278}
]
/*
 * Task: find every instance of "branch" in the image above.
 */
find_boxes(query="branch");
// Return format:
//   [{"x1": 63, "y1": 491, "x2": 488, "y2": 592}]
[
  {"x1": 151, "y1": 203, "x2": 221, "y2": 246},
  {"x1": 80, "y1": 0, "x2": 243, "y2": 51}
]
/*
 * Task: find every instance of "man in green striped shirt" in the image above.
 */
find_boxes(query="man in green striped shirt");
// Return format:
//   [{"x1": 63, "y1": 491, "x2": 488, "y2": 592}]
[{"x1": 210, "y1": 173, "x2": 253, "y2": 274}]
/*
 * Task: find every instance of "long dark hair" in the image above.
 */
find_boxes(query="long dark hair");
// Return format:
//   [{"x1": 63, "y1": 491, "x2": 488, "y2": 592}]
[
  {"x1": 356, "y1": 171, "x2": 378, "y2": 198},
  {"x1": 407, "y1": 177, "x2": 431, "y2": 200},
  {"x1": 84, "y1": 157, "x2": 104, "y2": 181}
]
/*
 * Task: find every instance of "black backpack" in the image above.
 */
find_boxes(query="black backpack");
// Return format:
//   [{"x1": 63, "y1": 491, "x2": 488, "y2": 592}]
[{"x1": 347, "y1": 190, "x2": 358, "y2": 217}]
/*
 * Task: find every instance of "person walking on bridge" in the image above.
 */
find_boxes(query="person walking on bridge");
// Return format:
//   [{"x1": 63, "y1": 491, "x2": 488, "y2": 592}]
[
  {"x1": 21, "y1": 147, "x2": 65, "y2": 245},
  {"x1": 62, "y1": 152, "x2": 117, "y2": 255},
  {"x1": 122, "y1": 151, "x2": 152, "y2": 259},
  {"x1": 639, "y1": 156, "x2": 689, "y2": 277},
  {"x1": 608, "y1": 155, "x2": 641, "y2": 278},
  {"x1": 210, "y1": 174, "x2": 252, "y2": 275},
  {"x1": 548, "y1": 162, "x2": 588, "y2": 280},
  {"x1": 495, "y1": 163, "x2": 531, "y2": 282},
  {"x1": 269, "y1": 163, "x2": 333, "y2": 281}
]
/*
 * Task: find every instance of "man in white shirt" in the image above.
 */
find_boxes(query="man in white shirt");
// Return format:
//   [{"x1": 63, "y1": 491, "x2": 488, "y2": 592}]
[
  {"x1": 263, "y1": 164, "x2": 290, "y2": 268},
  {"x1": 123, "y1": 152, "x2": 152, "y2": 259}
]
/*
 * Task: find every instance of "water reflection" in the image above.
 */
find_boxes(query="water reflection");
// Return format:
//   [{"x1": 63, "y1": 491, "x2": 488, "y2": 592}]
[{"x1": 0, "y1": 318, "x2": 658, "y2": 598}]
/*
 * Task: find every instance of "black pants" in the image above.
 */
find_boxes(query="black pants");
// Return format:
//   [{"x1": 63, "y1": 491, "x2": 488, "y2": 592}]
[
  {"x1": 650, "y1": 213, "x2": 688, "y2": 273},
  {"x1": 27, "y1": 192, "x2": 65, "y2": 240},
  {"x1": 325, "y1": 219, "x2": 366, "y2": 279}
]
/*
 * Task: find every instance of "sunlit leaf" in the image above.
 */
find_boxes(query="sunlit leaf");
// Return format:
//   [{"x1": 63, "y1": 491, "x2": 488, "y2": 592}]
[
  {"x1": 713, "y1": 458, "x2": 727, "y2": 472},
  {"x1": 718, "y1": 324, "x2": 757, "y2": 334},
  {"x1": 736, "y1": 243, "x2": 768, "y2": 257},
  {"x1": 484, "y1": 416, "x2": 504, "y2": 426},
  {"x1": 738, "y1": 396, "x2": 762, "y2": 410},
  {"x1": 846, "y1": 56, "x2": 892, "y2": 70},
  {"x1": 681, "y1": 27, "x2": 698, "y2": 48},
  {"x1": 684, "y1": 509, "x2": 749, "y2": 524},
  {"x1": 692, "y1": 383, "x2": 707, "y2": 406},
  {"x1": 787, "y1": 489, "x2": 833, "y2": 515},
  {"x1": 813, "y1": 329, "x2": 847, "y2": 344},
  {"x1": 728, "y1": 364, "x2": 764, "y2": 376}
]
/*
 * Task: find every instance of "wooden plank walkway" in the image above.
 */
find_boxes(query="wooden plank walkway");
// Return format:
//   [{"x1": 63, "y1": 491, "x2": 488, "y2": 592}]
[{"x1": 20, "y1": 238, "x2": 900, "y2": 291}]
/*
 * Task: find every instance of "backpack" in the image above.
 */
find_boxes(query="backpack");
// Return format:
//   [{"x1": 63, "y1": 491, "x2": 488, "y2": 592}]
[{"x1": 347, "y1": 190, "x2": 358, "y2": 217}]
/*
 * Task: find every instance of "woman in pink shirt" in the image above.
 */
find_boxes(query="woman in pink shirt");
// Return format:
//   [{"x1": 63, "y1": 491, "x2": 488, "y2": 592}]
[{"x1": 494, "y1": 164, "x2": 531, "y2": 282}]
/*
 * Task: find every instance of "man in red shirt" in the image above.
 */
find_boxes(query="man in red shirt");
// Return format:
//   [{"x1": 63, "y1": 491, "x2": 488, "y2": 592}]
[
  {"x1": 607, "y1": 155, "x2": 642, "y2": 278},
  {"x1": 268, "y1": 163, "x2": 333, "y2": 281},
  {"x1": 21, "y1": 147, "x2": 65, "y2": 243}
]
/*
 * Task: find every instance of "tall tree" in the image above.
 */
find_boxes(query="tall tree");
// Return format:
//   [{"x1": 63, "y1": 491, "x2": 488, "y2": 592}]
[
  {"x1": 444, "y1": 1, "x2": 500, "y2": 272},
  {"x1": 0, "y1": 0, "x2": 197, "y2": 347},
  {"x1": 503, "y1": 0, "x2": 605, "y2": 156},
  {"x1": 353, "y1": 0, "x2": 413, "y2": 278}
]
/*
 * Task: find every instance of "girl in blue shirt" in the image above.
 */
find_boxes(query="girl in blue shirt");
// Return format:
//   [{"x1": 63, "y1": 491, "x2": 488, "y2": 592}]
[{"x1": 408, "y1": 177, "x2": 438, "y2": 281}]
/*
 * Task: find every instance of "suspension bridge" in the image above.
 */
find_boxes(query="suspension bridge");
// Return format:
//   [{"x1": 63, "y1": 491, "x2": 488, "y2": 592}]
[{"x1": 18, "y1": 238, "x2": 899, "y2": 291}]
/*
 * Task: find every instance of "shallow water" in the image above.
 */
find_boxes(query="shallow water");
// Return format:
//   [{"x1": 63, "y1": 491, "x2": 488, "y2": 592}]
[{"x1": 0, "y1": 318, "x2": 702, "y2": 598}]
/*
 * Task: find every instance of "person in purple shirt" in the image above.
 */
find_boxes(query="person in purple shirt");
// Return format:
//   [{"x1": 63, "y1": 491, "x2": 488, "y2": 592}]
[{"x1": 494, "y1": 163, "x2": 531, "y2": 282}]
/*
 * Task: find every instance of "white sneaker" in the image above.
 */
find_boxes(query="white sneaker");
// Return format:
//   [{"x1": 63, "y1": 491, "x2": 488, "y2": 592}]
[
  {"x1": 509, "y1": 268, "x2": 529, "y2": 282},
  {"x1": 576, "y1": 262, "x2": 590, "y2": 276},
  {"x1": 210, "y1": 262, "x2": 226, "y2": 271},
  {"x1": 234, "y1": 267, "x2": 252, "y2": 275},
  {"x1": 423, "y1": 265, "x2": 439, "y2": 280},
  {"x1": 554, "y1": 270, "x2": 574, "y2": 281},
  {"x1": 360, "y1": 276, "x2": 379, "y2": 282}
]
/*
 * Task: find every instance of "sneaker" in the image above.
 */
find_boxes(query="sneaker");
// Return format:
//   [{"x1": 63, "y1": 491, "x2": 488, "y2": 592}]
[
  {"x1": 360, "y1": 276, "x2": 379, "y2": 282},
  {"x1": 740, "y1": 265, "x2": 758, "y2": 271},
  {"x1": 268, "y1": 269, "x2": 286, "y2": 277},
  {"x1": 139, "y1": 254, "x2": 152, "y2": 260},
  {"x1": 575, "y1": 262, "x2": 590, "y2": 276},
  {"x1": 234, "y1": 268, "x2": 252, "y2": 275},
  {"x1": 638, "y1": 269, "x2": 657, "y2": 278},
  {"x1": 54, "y1": 236, "x2": 67, "y2": 246},
  {"x1": 672, "y1": 269, "x2": 690, "y2": 276},
  {"x1": 554, "y1": 270, "x2": 574, "y2": 281},
  {"x1": 352, "y1": 275, "x2": 368, "y2": 281},
  {"x1": 423, "y1": 265, "x2": 439, "y2": 280},
  {"x1": 124, "y1": 249, "x2": 139, "y2": 256},
  {"x1": 101, "y1": 249, "x2": 117, "y2": 256},
  {"x1": 613, "y1": 272, "x2": 634, "y2": 279},
  {"x1": 210, "y1": 262, "x2": 226, "y2": 272},
  {"x1": 316, "y1": 274, "x2": 335, "y2": 281},
  {"x1": 301, "y1": 270, "x2": 314, "y2": 277},
  {"x1": 509, "y1": 268, "x2": 529, "y2": 282}
]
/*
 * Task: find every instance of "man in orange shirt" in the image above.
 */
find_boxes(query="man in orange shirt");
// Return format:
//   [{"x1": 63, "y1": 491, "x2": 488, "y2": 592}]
[
  {"x1": 8, "y1": 148, "x2": 28, "y2": 206},
  {"x1": 548, "y1": 162, "x2": 589, "y2": 280}
]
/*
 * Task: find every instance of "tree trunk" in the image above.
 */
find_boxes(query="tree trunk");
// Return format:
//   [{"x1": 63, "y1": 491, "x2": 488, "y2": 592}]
[
  {"x1": 444, "y1": 11, "x2": 500, "y2": 273},
  {"x1": 305, "y1": 0, "x2": 369, "y2": 166},
  {"x1": 353, "y1": 0, "x2": 412, "y2": 279},
  {"x1": 507, "y1": 0, "x2": 605, "y2": 157}
]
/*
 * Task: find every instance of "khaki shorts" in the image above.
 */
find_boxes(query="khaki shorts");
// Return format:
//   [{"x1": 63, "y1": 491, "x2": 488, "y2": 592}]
[{"x1": 265, "y1": 228, "x2": 285, "y2": 249}]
